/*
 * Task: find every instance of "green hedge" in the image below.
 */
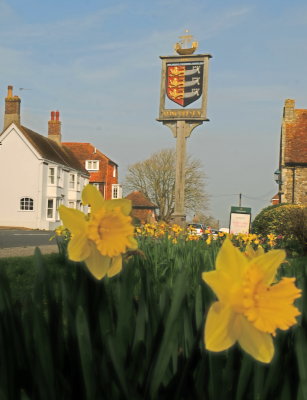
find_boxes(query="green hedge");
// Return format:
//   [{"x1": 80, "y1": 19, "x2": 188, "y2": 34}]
[{"x1": 252, "y1": 204, "x2": 307, "y2": 255}]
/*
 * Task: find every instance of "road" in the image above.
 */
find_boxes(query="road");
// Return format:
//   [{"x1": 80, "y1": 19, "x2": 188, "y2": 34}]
[
  {"x1": 0, "y1": 229, "x2": 55, "y2": 248},
  {"x1": 0, "y1": 229, "x2": 60, "y2": 257}
]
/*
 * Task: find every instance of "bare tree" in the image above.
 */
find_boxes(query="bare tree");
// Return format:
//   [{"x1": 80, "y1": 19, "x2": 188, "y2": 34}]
[
  {"x1": 193, "y1": 213, "x2": 220, "y2": 229},
  {"x1": 124, "y1": 148, "x2": 209, "y2": 222}
]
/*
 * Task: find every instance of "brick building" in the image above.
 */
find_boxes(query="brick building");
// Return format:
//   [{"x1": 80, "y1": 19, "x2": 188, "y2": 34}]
[
  {"x1": 125, "y1": 191, "x2": 157, "y2": 224},
  {"x1": 277, "y1": 99, "x2": 307, "y2": 204},
  {"x1": 0, "y1": 86, "x2": 89, "y2": 229},
  {"x1": 62, "y1": 142, "x2": 121, "y2": 200}
]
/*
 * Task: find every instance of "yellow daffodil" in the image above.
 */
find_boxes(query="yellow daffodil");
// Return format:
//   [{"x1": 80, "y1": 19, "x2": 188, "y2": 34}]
[
  {"x1": 58, "y1": 184, "x2": 137, "y2": 280},
  {"x1": 55, "y1": 225, "x2": 67, "y2": 237},
  {"x1": 202, "y1": 238, "x2": 301, "y2": 363},
  {"x1": 172, "y1": 224, "x2": 182, "y2": 234},
  {"x1": 267, "y1": 233, "x2": 277, "y2": 247},
  {"x1": 245, "y1": 244, "x2": 265, "y2": 259},
  {"x1": 206, "y1": 235, "x2": 212, "y2": 245}
]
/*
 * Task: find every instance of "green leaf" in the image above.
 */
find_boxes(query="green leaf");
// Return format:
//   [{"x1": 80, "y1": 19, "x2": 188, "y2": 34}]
[
  {"x1": 295, "y1": 327, "x2": 307, "y2": 400},
  {"x1": 76, "y1": 306, "x2": 95, "y2": 400},
  {"x1": 195, "y1": 284, "x2": 203, "y2": 330},
  {"x1": 235, "y1": 353, "x2": 253, "y2": 400},
  {"x1": 106, "y1": 334, "x2": 131, "y2": 399},
  {"x1": 149, "y1": 269, "x2": 189, "y2": 397}
]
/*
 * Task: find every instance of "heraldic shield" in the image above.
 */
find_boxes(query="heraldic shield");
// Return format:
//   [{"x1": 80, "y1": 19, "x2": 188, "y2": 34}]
[{"x1": 166, "y1": 62, "x2": 204, "y2": 107}]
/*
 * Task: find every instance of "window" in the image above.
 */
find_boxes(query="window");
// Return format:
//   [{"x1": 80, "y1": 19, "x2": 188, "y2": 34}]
[
  {"x1": 20, "y1": 197, "x2": 34, "y2": 211},
  {"x1": 85, "y1": 160, "x2": 99, "y2": 170},
  {"x1": 56, "y1": 198, "x2": 63, "y2": 220},
  {"x1": 112, "y1": 185, "x2": 118, "y2": 199},
  {"x1": 48, "y1": 167, "x2": 55, "y2": 184},
  {"x1": 69, "y1": 174, "x2": 75, "y2": 189},
  {"x1": 113, "y1": 165, "x2": 117, "y2": 178},
  {"x1": 57, "y1": 168, "x2": 63, "y2": 187},
  {"x1": 79, "y1": 177, "x2": 84, "y2": 191},
  {"x1": 112, "y1": 184, "x2": 122, "y2": 199},
  {"x1": 77, "y1": 175, "x2": 80, "y2": 191},
  {"x1": 47, "y1": 199, "x2": 54, "y2": 219}
]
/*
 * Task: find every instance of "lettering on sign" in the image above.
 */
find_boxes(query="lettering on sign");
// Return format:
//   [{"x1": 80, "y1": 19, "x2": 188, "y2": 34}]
[{"x1": 162, "y1": 109, "x2": 202, "y2": 118}]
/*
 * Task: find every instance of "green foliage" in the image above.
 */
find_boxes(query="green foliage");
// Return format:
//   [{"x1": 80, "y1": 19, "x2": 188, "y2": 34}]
[
  {"x1": 0, "y1": 253, "x2": 66, "y2": 304},
  {"x1": 252, "y1": 203, "x2": 286, "y2": 235},
  {"x1": 0, "y1": 242, "x2": 305, "y2": 399},
  {"x1": 252, "y1": 204, "x2": 307, "y2": 255}
]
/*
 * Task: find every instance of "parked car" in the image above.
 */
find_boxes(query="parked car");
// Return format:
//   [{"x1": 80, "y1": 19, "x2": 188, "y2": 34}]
[
  {"x1": 203, "y1": 226, "x2": 219, "y2": 239},
  {"x1": 186, "y1": 223, "x2": 204, "y2": 236}
]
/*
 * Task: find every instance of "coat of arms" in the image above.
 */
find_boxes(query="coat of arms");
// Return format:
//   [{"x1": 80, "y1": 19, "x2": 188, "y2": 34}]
[{"x1": 166, "y1": 63, "x2": 204, "y2": 107}]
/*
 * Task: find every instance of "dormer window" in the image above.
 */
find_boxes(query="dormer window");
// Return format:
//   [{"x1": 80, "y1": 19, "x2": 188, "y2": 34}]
[{"x1": 86, "y1": 160, "x2": 99, "y2": 171}]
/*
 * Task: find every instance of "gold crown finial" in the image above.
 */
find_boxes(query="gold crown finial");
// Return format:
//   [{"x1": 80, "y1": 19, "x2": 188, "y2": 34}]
[{"x1": 174, "y1": 30, "x2": 198, "y2": 55}]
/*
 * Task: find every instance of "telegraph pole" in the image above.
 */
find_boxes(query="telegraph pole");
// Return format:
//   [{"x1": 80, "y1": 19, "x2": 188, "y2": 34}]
[{"x1": 157, "y1": 31, "x2": 212, "y2": 226}]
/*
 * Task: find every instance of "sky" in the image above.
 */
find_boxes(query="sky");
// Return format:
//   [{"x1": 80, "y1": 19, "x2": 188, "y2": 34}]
[{"x1": 1, "y1": 0, "x2": 307, "y2": 227}]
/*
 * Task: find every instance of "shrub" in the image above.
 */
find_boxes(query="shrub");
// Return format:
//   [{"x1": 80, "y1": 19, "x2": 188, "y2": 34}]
[
  {"x1": 252, "y1": 204, "x2": 307, "y2": 255},
  {"x1": 252, "y1": 204, "x2": 286, "y2": 236}
]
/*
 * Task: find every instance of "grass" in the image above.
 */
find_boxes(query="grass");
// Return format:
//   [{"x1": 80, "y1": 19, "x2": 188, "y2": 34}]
[{"x1": 0, "y1": 239, "x2": 305, "y2": 399}]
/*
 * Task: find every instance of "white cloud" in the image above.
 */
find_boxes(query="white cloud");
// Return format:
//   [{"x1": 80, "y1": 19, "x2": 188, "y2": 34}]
[
  {"x1": 197, "y1": 6, "x2": 253, "y2": 40},
  {"x1": 0, "y1": 3, "x2": 127, "y2": 42}
]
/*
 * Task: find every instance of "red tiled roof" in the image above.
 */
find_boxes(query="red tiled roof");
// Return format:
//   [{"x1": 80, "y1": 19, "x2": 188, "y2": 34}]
[
  {"x1": 62, "y1": 142, "x2": 118, "y2": 165},
  {"x1": 63, "y1": 142, "x2": 118, "y2": 184},
  {"x1": 18, "y1": 126, "x2": 88, "y2": 174},
  {"x1": 285, "y1": 109, "x2": 307, "y2": 165},
  {"x1": 125, "y1": 191, "x2": 157, "y2": 209}
]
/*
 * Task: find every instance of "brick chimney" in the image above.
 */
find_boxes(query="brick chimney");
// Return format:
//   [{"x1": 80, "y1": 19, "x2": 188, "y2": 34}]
[
  {"x1": 48, "y1": 110, "x2": 62, "y2": 144},
  {"x1": 3, "y1": 85, "x2": 21, "y2": 130},
  {"x1": 283, "y1": 99, "x2": 295, "y2": 122}
]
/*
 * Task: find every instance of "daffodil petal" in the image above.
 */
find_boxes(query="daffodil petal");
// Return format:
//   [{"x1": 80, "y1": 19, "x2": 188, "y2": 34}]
[
  {"x1": 103, "y1": 199, "x2": 132, "y2": 215},
  {"x1": 85, "y1": 246, "x2": 111, "y2": 280},
  {"x1": 245, "y1": 244, "x2": 264, "y2": 260},
  {"x1": 237, "y1": 315, "x2": 274, "y2": 363},
  {"x1": 67, "y1": 233, "x2": 91, "y2": 261},
  {"x1": 216, "y1": 238, "x2": 248, "y2": 278},
  {"x1": 58, "y1": 205, "x2": 86, "y2": 233},
  {"x1": 107, "y1": 256, "x2": 122, "y2": 277},
  {"x1": 82, "y1": 184, "x2": 104, "y2": 213},
  {"x1": 205, "y1": 302, "x2": 238, "y2": 352},
  {"x1": 202, "y1": 270, "x2": 235, "y2": 302},
  {"x1": 128, "y1": 237, "x2": 138, "y2": 250},
  {"x1": 253, "y1": 249, "x2": 286, "y2": 284}
]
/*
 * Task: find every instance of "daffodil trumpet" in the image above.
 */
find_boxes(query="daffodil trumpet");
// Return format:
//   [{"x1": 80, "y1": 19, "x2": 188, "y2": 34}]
[{"x1": 58, "y1": 184, "x2": 138, "y2": 280}]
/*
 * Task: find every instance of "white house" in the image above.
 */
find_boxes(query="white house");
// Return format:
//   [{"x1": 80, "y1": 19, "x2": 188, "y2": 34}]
[{"x1": 0, "y1": 86, "x2": 89, "y2": 230}]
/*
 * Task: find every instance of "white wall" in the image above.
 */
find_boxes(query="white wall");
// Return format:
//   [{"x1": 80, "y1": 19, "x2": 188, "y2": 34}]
[
  {"x1": 0, "y1": 126, "x2": 40, "y2": 228},
  {"x1": 0, "y1": 125, "x2": 90, "y2": 230}
]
